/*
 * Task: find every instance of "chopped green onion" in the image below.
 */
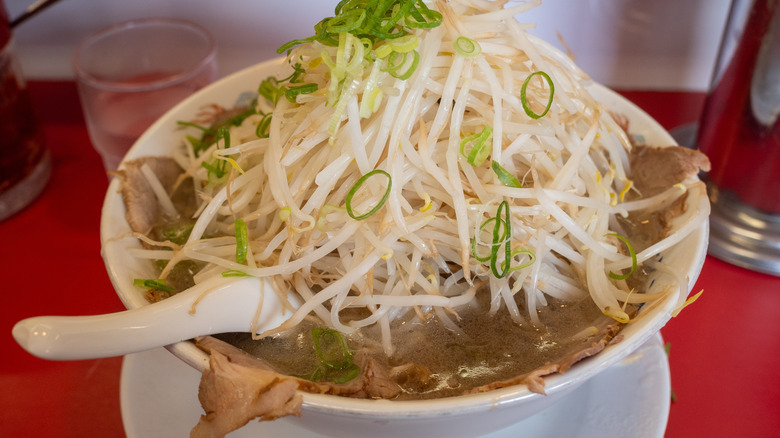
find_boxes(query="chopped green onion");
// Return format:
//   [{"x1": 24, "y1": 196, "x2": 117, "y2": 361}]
[
  {"x1": 161, "y1": 220, "x2": 194, "y2": 245},
  {"x1": 384, "y1": 49, "x2": 420, "y2": 80},
  {"x1": 178, "y1": 121, "x2": 214, "y2": 156},
  {"x1": 177, "y1": 103, "x2": 254, "y2": 158},
  {"x1": 326, "y1": 8, "x2": 366, "y2": 33},
  {"x1": 133, "y1": 278, "x2": 175, "y2": 293},
  {"x1": 345, "y1": 169, "x2": 392, "y2": 220},
  {"x1": 200, "y1": 127, "x2": 231, "y2": 182},
  {"x1": 258, "y1": 77, "x2": 287, "y2": 105},
  {"x1": 605, "y1": 233, "x2": 637, "y2": 280},
  {"x1": 471, "y1": 216, "x2": 502, "y2": 263},
  {"x1": 285, "y1": 83, "x2": 319, "y2": 103},
  {"x1": 453, "y1": 36, "x2": 481, "y2": 58},
  {"x1": 255, "y1": 113, "x2": 272, "y2": 138},
  {"x1": 216, "y1": 126, "x2": 231, "y2": 149},
  {"x1": 506, "y1": 248, "x2": 536, "y2": 272},
  {"x1": 405, "y1": 1, "x2": 443, "y2": 29},
  {"x1": 313, "y1": 328, "x2": 352, "y2": 366},
  {"x1": 222, "y1": 270, "x2": 251, "y2": 277},
  {"x1": 520, "y1": 71, "x2": 555, "y2": 119},
  {"x1": 491, "y1": 160, "x2": 522, "y2": 188},
  {"x1": 185, "y1": 134, "x2": 203, "y2": 153},
  {"x1": 278, "y1": 0, "x2": 441, "y2": 52},
  {"x1": 279, "y1": 207, "x2": 292, "y2": 222},
  {"x1": 376, "y1": 34, "x2": 419, "y2": 58},
  {"x1": 201, "y1": 161, "x2": 224, "y2": 178},
  {"x1": 308, "y1": 328, "x2": 360, "y2": 384},
  {"x1": 177, "y1": 120, "x2": 210, "y2": 132},
  {"x1": 460, "y1": 126, "x2": 493, "y2": 166},
  {"x1": 235, "y1": 219, "x2": 248, "y2": 264},
  {"x1": 490, "y1": 200, "x2": 512, "y2": 278}
]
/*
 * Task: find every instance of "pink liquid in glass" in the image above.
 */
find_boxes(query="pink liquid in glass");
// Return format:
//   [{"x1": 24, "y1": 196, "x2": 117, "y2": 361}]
[{"x1": 82, "y1": 70, "x2": 213, "y2": 171}]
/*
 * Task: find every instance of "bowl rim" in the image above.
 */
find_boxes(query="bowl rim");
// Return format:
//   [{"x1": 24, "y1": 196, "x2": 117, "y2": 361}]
[{"x1": 100, "y1": 58, "x2": 709, "y2": 419}]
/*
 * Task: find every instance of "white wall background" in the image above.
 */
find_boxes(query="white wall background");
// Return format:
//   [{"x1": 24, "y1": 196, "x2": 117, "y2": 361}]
[{"x1": 5, "y1": 0, "x2": 731, "y2": 90}]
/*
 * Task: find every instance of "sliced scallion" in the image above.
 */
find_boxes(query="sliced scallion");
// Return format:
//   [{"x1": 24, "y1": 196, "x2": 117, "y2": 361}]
[
  {"x1": 460, "y1": 126, "x2": 492, "y2": 166},
  {"x1": 471, "y1": 216, "x2": 501, "y2": 263},
  {"x1": 453, "y1": 36, "x2": 481, "y2": 58},
  {"x1": 285, "y1": 83, "x2": 319, "y2": 103},
  {"x1": 345, "y1": 169, "x2": 392, "y2": 220},
  {"x1": 308, "y1": 328, "x2": 360, "y2": 384},
  {"x1": 255, "y1": 113, "x2": 272, "y2": 138},
  {"x1": 520, "y1": 71, "x2": 555, "y2": 119},
  {"x1": 326, "y1": 8, "x2": 366, "y2": 33},
  {"x1": 221, "y1": 270, "x2": 251, "y2": 277},
  {"x1": 235, "y1": 219, "x2": 248, "y2": 264},
  {"x1": 506, "y1": 248, "x2": 536, "y2": 272},
  {"x1": 489, "y1": 200, "x2": 512, "y2": 278},
  {"x1": 605, "y1": 233, "x2": 637, "y2": 280},
  {"x1": 491, "y1": 160, "x2": 522, "y2": 188},
  {"x1": 405, "y1": 1, "x2": 443, "y2": 29},
  {"x1": 384, "y1": 49, "x2": 420, "y2": 80},
  {"x1": 259, "y1": 77, "x2": 287, "y2": 105},
  {"x1": 133, "y1": 278, "x2": 175, "y2": 293}
]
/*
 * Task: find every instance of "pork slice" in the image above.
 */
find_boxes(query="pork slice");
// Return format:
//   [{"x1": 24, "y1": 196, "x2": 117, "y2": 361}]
[
  {"x1": 348, "y1": 351, "x2": 403, "y2": 399},
  {"x1": 629, "y1": 145, "x2": 711, "y2": 198},
  {"x1": 191, "y1": 335, "x2": 402, "y2": 437},
  {"x1": 116, "y1": 157, "x2": 183, "y2": 234},
  {"x1": 190, "y1": 349, "x2": 303, "y2": 438}
]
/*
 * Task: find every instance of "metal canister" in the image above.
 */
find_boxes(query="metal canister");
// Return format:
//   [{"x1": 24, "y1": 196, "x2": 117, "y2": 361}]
[{"x1": 696, "y1": 0, "x2": 780, "y2": 275}]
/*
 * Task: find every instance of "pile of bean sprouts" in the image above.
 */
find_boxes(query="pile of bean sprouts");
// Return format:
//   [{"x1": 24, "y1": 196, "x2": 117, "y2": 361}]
[{"x1": 131, "y1": 0, "x2": 709, "y2": 356}]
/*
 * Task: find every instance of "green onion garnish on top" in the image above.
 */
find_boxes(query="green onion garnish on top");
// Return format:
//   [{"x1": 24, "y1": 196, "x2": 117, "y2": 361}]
[
  {"x1": 133, "y1": 278, "x2": 175, "y2": 293},
  {"x1": 258, "y1": 76, "x2": 287, "y2": 105},
  {"x1": 505, "y1": 247, "x2": 536, "y2": 272},
  {"x1": 284, "y1": 83, "x2": 320, "y2": 103},
  {"x1": 222, "y1": 270, "x2": 251, "y2": 277},
  {"x1": 235, "y1": 219, "x2": 249, "y2": 264},
  {"x1": 605, "y1": 233, "x2": 637, "y2": 280},
  {"x1": 345, "y1": 169, "x2": 392, "y2": 220},
  {"x1": 490, "y1": 200, "x2": 512, "y2": 278},
  {"x1": 460, "y1": 125, "x2": 493, "y2": 166},
  {"x1": 383, "y1": 49, "x2": 420, "y2": 80},
  {"x1": 471, "y1": 216, "x2": 502, "y2": 263},
  {"x1": 278, "y1": 0, "x2": 442, "y2": 54},
  {"x1": 521, "y1": 71, "x2": 555, "y2": 119},
  {"x1": 491, "y1": 160, "x2": 522, "y2": 188},
  {"x1": 453, "y1": 36, "x2": 481, "y2": 58},
  {"x1": 308, "y1": 328, "x2": 360, "y2": 384},
  {"x1": 255, "y1": 112, "x2": 272, "y2": 138},
  {"x1": 271, "y1": 1, "x2": 444, "y2": 140}
]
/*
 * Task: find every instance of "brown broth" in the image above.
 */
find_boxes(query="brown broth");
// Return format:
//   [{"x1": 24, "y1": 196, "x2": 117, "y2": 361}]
[{"x1": 216, "y1": 289, "x2": 613, "y2": 400}]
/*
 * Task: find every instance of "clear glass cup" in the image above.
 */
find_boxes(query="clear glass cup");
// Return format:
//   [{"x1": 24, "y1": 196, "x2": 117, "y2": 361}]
[
  {"x1": 73, "y1": 18, "x2": 217, "y2": 172},
  {"x1": 0, "y1": 0, "x2": 50, "y2": 221}
]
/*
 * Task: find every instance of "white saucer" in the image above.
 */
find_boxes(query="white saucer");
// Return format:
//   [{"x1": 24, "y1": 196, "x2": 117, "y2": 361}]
[{"x1": 120, "y1": 334, "x2": 670, "y2": 438}]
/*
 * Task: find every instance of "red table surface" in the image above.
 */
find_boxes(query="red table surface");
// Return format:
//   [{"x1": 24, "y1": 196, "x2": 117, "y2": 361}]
[{"x1": 2, "y1": 82, "x2": 779, "y2": 438}]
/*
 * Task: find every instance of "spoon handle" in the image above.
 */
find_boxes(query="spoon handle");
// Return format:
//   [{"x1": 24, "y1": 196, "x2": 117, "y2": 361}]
[{"x1": 12, "y1": 277, "x2": 294, "y2": 360}]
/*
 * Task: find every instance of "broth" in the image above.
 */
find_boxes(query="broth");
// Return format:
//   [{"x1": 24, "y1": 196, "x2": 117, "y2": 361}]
[{"x1": 216, "y1": 289, "x2": 616, "y2": 400}]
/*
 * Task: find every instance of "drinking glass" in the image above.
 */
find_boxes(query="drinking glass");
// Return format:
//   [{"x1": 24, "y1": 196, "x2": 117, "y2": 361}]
[{"x1": 73, "y1": 18, "x2": 217, "y2": 172}]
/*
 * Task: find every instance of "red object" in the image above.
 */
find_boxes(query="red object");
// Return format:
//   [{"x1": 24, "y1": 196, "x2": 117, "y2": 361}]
[
  {"x1": 1, "y1": 82, "x2": 778, "y2": 437},
  {"x1": 0, "y1": 0, "x2": 48, "y2": 205},
  {"x1": 0, "y1": 1, "x2": 10, "y2": 48},
  {"x1": 695, "y1": 0, "x2": 780, "y2": 213}
]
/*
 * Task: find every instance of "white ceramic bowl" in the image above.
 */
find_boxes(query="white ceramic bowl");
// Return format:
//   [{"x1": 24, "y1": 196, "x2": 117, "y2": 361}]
[{"x1": 100, "y1": 59, "x2": 708, "y2": 438}]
